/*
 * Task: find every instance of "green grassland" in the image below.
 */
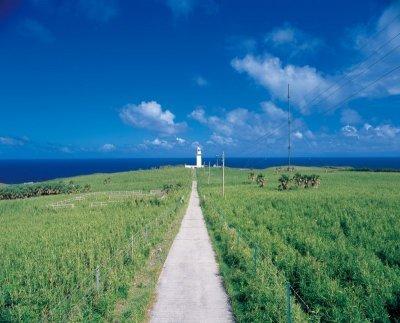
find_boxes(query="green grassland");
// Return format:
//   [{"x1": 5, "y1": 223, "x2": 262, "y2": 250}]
[
  {"x1": 197, "y1": 167, "x2": 400, "y2": 322},
  {"x1": 0, "y1": 167, "x2": 192, "y2": 322}
]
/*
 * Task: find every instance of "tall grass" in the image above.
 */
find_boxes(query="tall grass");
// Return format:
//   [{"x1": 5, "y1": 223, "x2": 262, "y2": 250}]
[
  {"x1": 0, "y1": 167, "x2": 191, "y2": 321},
  {"x1": 197, "y1": 167, "x2": 400, "y2": 322}
]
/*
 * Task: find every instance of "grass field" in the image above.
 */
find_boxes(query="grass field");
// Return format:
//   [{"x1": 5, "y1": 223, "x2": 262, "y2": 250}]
[
  {"x1": 0, "y1": 167, "x2": 192, "y2": 321},
  {"x1": 197, "y1": 167, "x2": 400, "y2": 322}
]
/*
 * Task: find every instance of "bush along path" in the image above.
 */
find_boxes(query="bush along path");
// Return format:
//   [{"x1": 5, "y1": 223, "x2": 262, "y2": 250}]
[{"x1": 150, "y1": 181, "x2": 233, "y2": 322}]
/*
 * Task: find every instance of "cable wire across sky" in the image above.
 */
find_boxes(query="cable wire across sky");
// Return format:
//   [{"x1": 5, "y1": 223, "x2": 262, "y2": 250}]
[{"x1": 237, "y1": 14, "x2": 400, "y2": 160}]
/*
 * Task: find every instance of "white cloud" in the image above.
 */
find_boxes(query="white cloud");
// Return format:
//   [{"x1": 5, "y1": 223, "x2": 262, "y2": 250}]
[
  {"x1": 304, "y1": 130, "x2": 315, "y2": 140},
  {"x1": 190, "y1": 103, "x2": 311, "y2": 148},
  {"x1": 365, "y1": 123, "x2": 400, "y2": 138},
  {"x1": 59, "y1": 146, "x2": 72, "y2": 153},
  {"x1": 341, "y1": 125, "x2": 359, "y2": 138},
  {"x1": 232, "y1": 54, "x2": 332, "y2": 113},
  {"x1": 139, "y1": 136, "x2": 189, "y2": 150},
  {"x1": 194, "y1": 76, "x2": 208, "y2": 87},
  {"x1": 189, "y1": 107, "x2": 207, "y2": 123},
  {"x1": 341, "y1": 123, "x2": 400, "y2": 140},
  {"x1": 388, "y1": 86, "x2": 400, "y2": 95},
  {"x1": 293, "y1": 131, "x2": 303, "y2": 139},
  {"x1": 100, "y1": 143, "x2": 116, "y2": 152},
  {"x1": 142, "y1": 138, "x2": 174, "y2": 149},
  {"x1": 0, "y1": 136, "x2": 28, "y2": 146},
  {"x1": 232, "y1": 4, "x2": 400, "y2": 116},
  {"x1": 267, "y1": 26, "x2": 295, "y2": 44},
  {"x1": 176, "y1": 137, "x2": 186, "y2": 144},
  {"x1": 208, "y1": 133, "x2": 235, "y2": 146},
  {"x1": 265, "y1": 23, "x2": 321, "y2": 54},
  {"x1": 261, "y1": 101, "x2": 287, "y2": 120},
  {"x1": 340, "y1": 109, "x2": 363, "y2": 125},
  {"x1": 120, "y1": 101, "x2": 186, "y2": 135},
  {"x1": 191, "y1": 141, "x2": 201, "y2": 149},
  {"x1": 334, "y1": 3, "x2": 400, "y2": 100}
]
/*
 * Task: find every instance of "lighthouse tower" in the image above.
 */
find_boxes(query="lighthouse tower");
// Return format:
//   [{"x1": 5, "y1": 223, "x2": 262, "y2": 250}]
[
  {"x1": 184, "y1": 146, "x2": 204, "y2": 168},
  {"x1": 196, "y1": 146, "x2": 202, "y2": 168}
]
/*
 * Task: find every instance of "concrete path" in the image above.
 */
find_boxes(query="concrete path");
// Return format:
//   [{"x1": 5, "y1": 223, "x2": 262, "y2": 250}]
[{"x1": 150, "y1": 181, "x2": 233, "y2": 323}]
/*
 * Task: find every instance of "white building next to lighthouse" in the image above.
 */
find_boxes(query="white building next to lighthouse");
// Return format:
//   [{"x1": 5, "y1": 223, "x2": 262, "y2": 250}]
[{"x1": 185, "y1": 146, "x2": 204, "y2": 168}]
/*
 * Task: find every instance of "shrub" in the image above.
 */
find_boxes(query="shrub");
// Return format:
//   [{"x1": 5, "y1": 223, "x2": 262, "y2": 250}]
[
  {"x1": 162, "y1": 184, "x2": 174, "y2": 194},
  {"x1": 0, "y1": 181, "x2": 91, "y2": 200},
  {"x1": 162, "y1": 182, "x2": 183, "y2": 194},
  {"x1": 286, "y1": 173, "x2": 321, "y2": 190},
  {"x1": 278, "y1": 174, "x2": 291, "y2": 190},
  {"x1": 248, "y1": 171, "x2": 256, "y2": 182},
  {"x1": 293, "y1": 173, "x2": 305, "y2": 188},
  {"x1": 309, "y1": 174, "x2": 320, "y2": 188},
  {"x1": 256, "y1": 174, "x2": 267, "y2": 188}
]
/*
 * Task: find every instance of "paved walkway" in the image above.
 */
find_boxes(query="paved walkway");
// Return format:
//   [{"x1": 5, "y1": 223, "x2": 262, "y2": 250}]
[{"x1": 150, "y1": 181, "x2": 233, "y2": 323}]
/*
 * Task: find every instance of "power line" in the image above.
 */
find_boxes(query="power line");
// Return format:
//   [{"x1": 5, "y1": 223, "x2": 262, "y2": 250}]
[
  {"x1": 238, "y1": 14, "x2": 400, "y2": 161},
  {"x1": 241, "y1": 62, "x2": 400, "y2": 159},
  {"x1": 301, "y1": 12, "x2": 400, "y2": 104},
  {"x1": 315, "y1": 63, "x2": 400, "y2": 116},
  {"x1": 237, "y1": 13, "x2": 400, "y2": 160},
  {"x1": 310, "y1": 40, "x2": 400, "y2": 108},
  {"x1": 356, "y1": 12, "x2": 400, "y2": 51},
  {"x1": 284, "y1": 63, "x2": 400, "y2": 152},
  {"x1": 305, "y1": 29, "x2": 400, "y2": 108}
]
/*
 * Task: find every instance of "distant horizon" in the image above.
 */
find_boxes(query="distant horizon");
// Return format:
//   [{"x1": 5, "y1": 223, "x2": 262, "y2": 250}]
[
  {"x1": 1, "y1": 157, "x2": 399, "y2": 184},
  {"x1": 0, "y1": 156, "x2": 400, "y2": 161}
]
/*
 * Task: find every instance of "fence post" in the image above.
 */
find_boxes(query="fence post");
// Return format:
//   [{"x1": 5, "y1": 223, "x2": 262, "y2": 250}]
[
  {"x1": 286, "y1": 282, "x2": 292, "y2": 323},
  {"x1": 95, "y1": 266, "x2": 100, "y2": 292}
]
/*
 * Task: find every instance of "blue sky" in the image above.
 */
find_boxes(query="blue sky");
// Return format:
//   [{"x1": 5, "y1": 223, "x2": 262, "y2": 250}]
[{"x1": 0, "y1": 0, "x2": 399, "y2": 158}]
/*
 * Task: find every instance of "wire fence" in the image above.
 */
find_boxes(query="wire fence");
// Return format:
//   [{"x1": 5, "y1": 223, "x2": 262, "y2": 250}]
[
  {"x1": 48, "y1": 189, "x2": 166, "y2": 209},
  {"x1": 41, "y1": 196, "x2": 186, "y2": 321},
  {"x1": 204, "y1": 199, "x2": 319, "y2": 322}
]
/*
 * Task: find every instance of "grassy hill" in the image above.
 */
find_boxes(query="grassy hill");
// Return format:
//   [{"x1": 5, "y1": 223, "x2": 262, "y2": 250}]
[
  {"x1": 197, "y1": 167, "x2": 400, "y2": 322},
  {"x1": 0, "y1": 167, "x2": 192, "y2": 321},
  {"x1": 2, "y1": 165, "x2": 399, "y2": 322}
]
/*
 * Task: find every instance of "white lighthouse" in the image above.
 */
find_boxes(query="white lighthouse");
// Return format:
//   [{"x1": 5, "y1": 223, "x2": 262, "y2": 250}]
[
  {"x1": 185, "y1": 146, "x2": 204, "y2": 168},
  {"x1": 196, "y1": 146, "x2": 202, "y2": 168}
]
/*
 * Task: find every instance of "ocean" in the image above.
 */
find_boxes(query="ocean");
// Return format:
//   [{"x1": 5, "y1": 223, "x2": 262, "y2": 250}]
[{"x1": 0, "y1": 157, "x2": 399, "y2": 184}]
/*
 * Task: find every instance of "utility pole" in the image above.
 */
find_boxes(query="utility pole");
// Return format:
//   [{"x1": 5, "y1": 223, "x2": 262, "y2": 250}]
[
  {"x1": 287, "y1": 83, "x2": 291, "y2": 170},
  {"x1": 222, "y1": 151, "x2": 225, "y2": 197},
  {"x1": 208, "y1": 161, "x2": 210, "y2": 184}
]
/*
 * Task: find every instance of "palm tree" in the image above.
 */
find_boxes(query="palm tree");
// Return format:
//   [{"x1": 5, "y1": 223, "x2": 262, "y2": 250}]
[
  {"x1": 293, "y1": 173, "x2": 304, "y2": 188},
  {"x1": 256, "y1": 173, "x2": 266, "y2": 187},
  {"x1": 248, "y1": 171, "x2": 256, "y2": 182},
  {"x1": 310, "y1": 174, "x2": 321, "y2": 188},
  {"x1": 278, "y1": 174, "x2": 291, "y2": 190}
]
